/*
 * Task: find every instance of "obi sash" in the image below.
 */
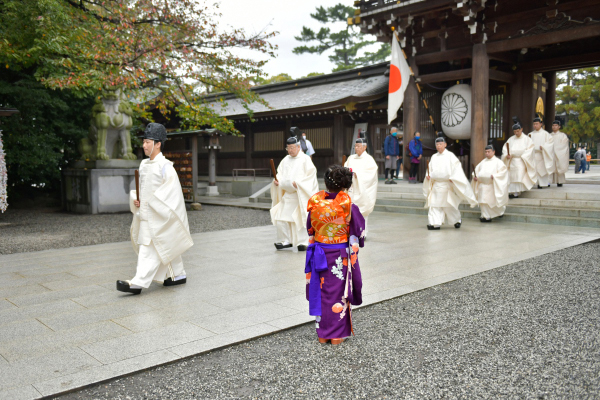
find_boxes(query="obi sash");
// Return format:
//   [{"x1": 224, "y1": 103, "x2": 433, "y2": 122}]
[{"x1": 305, "y1": 242, "x2": 347, "y2": 316}]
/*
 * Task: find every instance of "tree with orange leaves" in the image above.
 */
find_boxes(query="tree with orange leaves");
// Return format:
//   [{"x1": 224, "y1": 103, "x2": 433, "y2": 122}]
[{"x1": 0, "y1": 0, "x2": 277, "y2": 133}]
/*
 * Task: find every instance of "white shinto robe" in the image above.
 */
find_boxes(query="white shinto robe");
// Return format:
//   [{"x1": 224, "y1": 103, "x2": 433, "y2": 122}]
[
  {"x1": 501, "y1": 134, "x2": 536, "y2": 194},
  {"x1": 270, "y1": 152, "x2": 319, "y2": 249},
  {"x1": 423, "y1": 150, "x2": 477, "y2": 227},
  {"x1": 345, "y1": 151, "x2": 378, "y2": 235},
  {"x1": 471, "y1": 156, "x2": 509, "y2": 219},
  {"x1": 129, "y1": 153, "x2": 193, "y2": 288},
  {"x1": 550, "y1": 130, "x2": 569, "y2": 184},
  {"x1": 528, "y1": 129, "x2": 555, "y2": 186}
]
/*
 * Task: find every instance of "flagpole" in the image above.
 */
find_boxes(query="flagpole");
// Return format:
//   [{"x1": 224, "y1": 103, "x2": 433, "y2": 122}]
[{"x1": 392, "y1": 28, "x2": 437, "y2": 131}]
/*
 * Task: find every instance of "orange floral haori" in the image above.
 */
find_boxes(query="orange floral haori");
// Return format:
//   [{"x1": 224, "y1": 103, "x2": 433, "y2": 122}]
[{"x1": 307, "y1": 191, "x2": 352, "y2": 244}]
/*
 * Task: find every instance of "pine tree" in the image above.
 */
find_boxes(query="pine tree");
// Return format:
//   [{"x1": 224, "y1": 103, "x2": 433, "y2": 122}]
[{"x1": 293, "y1": 4, "x2": 390, "y2": 72}]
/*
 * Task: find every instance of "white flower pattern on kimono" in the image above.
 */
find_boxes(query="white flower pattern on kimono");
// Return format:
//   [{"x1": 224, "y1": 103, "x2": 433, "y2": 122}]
[
  {"x1": 331, "y1": 256, "x2": 345, "y2": 280},
  {"x1": 339, "y1": 296, "x2": 348, "y2": 321}
]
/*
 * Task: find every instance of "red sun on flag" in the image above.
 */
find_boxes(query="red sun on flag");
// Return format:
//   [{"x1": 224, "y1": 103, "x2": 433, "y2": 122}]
[{"x1": 389, "y1": 64, "x2": 402, "y2": 93}]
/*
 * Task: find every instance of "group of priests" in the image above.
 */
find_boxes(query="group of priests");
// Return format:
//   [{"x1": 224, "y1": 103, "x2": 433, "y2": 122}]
[{"x1": 270, "y1": 117, "x2": 570, "y2": 240}]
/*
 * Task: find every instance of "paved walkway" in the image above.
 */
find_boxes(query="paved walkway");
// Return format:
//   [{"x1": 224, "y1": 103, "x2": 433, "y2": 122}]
[{"x1": 0, "y1": 212, "x2": 599, "y2": 399}]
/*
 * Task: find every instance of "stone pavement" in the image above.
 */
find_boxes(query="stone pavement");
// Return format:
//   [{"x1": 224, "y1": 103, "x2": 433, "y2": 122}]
[{"x1": 0, "y1": 212, "x2": 599, "y2": 399}]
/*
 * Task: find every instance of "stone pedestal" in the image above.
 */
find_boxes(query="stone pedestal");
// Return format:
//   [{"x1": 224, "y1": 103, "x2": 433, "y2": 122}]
[
  {"x1": 62, "y1": 163, "x2": 141, "y2": 214},
  {"x1": 232, "y1": 181, "x2": 268, "y2": 197},
  {"x1": 206, "y1": 186, "x2": 220, "y2": 196}
]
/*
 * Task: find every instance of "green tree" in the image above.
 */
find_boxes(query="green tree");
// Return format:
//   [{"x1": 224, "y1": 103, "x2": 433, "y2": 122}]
[
  {"x1": 556, "y1": 67, "x2": 600, "y2": 144},
  {"x1": 0, "y1": 0, "x2": 277, "y2": 133},
  {"x1": 293, "y1": 4, "x2": 390, "y2": 72},
  {"x1": 0, "y1": 69, "x2": 95, "y2": 199}
]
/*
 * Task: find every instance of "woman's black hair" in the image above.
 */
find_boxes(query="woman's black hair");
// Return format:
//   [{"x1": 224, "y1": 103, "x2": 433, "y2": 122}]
[{"x1": 324, "y1": 164, "x2": 353, "y2": 192}]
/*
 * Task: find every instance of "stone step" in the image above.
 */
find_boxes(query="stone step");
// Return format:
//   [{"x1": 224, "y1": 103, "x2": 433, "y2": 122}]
[
  {"x1": 519, "y1": 190, "x2": 599, "y2": 201},
  {"x1": 375, "y1": 197, "x2": 600, "y2": 218},
  {"x1": 373, "y1": 204, "x2": 600, "y2": 229},
  {"x1": 376, "y1": 193, "x2": 600, "y2": 210}
]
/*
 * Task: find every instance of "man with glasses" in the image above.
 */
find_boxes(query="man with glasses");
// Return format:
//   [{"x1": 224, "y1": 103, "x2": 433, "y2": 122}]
[{"x1": 271, "y1": 129, "x2": 319, "y2": 252}]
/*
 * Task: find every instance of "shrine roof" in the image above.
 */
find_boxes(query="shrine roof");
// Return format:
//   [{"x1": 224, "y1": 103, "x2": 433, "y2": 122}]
[{"x1": 204, "y1": 62, "x2": 389, "y2": 118}]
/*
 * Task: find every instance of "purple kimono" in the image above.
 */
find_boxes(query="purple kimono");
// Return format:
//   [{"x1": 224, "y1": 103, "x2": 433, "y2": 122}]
[{"x1": 305, "y1": 192, "x2": 365, "y2": 339}]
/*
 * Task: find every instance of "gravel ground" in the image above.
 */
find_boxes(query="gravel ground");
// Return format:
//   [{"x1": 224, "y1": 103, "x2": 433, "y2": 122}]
[
  {"x1": 56, "y1": 241, "x2": 600, "y2": 399},
  {"x1": 0, "y1": 206, "x2": 271, "y2": 254}
]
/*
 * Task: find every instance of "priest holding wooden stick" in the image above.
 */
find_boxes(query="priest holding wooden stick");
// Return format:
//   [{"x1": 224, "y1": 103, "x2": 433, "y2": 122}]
[
  {"x1": 270, "y1": 128, "x2": 319, "y2": 252},
  {"x1": 423, "y1": 135, "x2": 477, "y2": 230},
  {"x1": 117, "y1": 123, "x2": 193, "y2": 295},
  {"x1": 472, "y1": 145, "x2": 509, "y2": 222},
  {"x1": 501, "y1": 122, "x2": 536, "y2": 198}
]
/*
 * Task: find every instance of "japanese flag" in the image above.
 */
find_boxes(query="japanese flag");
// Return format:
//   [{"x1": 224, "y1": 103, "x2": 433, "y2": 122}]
[{"x1": 387, "y1": 33, "x2": 412, "y2": 124}]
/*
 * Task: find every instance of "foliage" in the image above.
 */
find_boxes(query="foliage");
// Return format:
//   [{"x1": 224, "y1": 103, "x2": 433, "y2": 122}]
[
  {"x1": 0, "y1": 69, "x2": 95, "y2": 198},
  {"x1": 293, "y1": 3, "x2": 390, "y2": 72},
  {"x1": 262, "y1": 73, "x2": 294, "y2": 85},
  {"x1": 556, "y1": 68, "x2": 600, "y2": 144},
  {"x1": 302, "y1": 72, "x2": 325, "y2": 79},
  {"x1": 0, "y1": 0, "x2": 277, "y2": 134}
]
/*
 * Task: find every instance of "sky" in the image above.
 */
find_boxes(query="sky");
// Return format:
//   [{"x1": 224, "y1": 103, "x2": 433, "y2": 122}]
[{"x1": 215, "y1": 0, "x2": 376, "y2": 79}]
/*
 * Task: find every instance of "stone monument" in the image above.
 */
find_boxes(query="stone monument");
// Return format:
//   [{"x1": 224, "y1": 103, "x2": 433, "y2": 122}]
[{"x1": 63, "y1": 89, "x2": 141, "y2": 213}]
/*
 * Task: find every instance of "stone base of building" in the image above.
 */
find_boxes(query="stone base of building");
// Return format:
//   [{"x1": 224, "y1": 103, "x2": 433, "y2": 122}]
[{"x1": 62, "y1": 167, "x2": 139, "y2": 214}]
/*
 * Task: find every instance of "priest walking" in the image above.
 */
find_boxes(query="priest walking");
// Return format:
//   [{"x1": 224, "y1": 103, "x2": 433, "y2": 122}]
[
  {"x1": 472, "y1": 145, "x2": 509, "y2": 222},
  {"x1": 550, "y1": 120, "x2": 570, "y2": 187},
  {"x1": 271, "y1": 129, "x2": 319, "y2": 252},
  {"x1": 423, "y1": 136, "x2": 477, "y2": 230},
  {"x1": 502, "y1": 123, "x2": 536, "y2": 198},
  {"x1": 117, "y1": 123, "x2": 193, "y2": 295},
  {"x1": 345, "y1": 133, "x2": 378, "y2": 238},
  {"x1": 528, "y1": 117, "x2": 555, "y2": 188}
]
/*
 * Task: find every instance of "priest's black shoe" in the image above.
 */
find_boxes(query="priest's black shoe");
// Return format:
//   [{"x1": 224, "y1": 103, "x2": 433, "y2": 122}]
[
  {"x1": 116, "y1": 280, "x2": 142, "y2": 295},
  {"x1": 297, "y1": 245, "x2": 307, "y2": 251},
  {"x1": 509, "y1": 194, "x2": 516, "y2": 199},
  {"x1": 454, "y1": 222, "x2": 461, "y2": 229},
  {"x1": 557, "y1": 183, "x2": 563, "y2": 187},
  {"x1": 274, "y1": 242, "x2": 293, "y2": 250},
  {"x1": 164, "y1": 277, "x2": 186, "y2": 286},
  {"x1": 480, "y1": 218, "x2": 492, "y2": 223},
  {"x1": 427, "y1": 225, "x2": 440, "y2": 230},
  {"x1": 537, "y1": 185, "x2": 543, "y2": 189}
]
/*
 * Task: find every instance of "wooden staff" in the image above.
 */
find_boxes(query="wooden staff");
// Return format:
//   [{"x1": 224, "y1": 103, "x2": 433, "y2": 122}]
[
  {"x1": 342, "y1": 155, "x2": 346, "y2": 166},
  {"x1": 426, "y1": 159, "x2": 430, "y2": 177},
  {"x1": 472, "y1": 163, "x2": 477, "y2": 179},
  {"x1": 134, "y1": 170, "x2": 140, "y2": 202},
  {"x1": 506, "y1": 143, "x2": 511, "y2": 170},
  {"x1": 269, "y1": 159, "x2": 278, "y2": 182}
]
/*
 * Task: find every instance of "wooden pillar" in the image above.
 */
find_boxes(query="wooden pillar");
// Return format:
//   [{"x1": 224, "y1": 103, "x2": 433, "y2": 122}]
[
  {"x1": 191, "y1": 135, "x2": 198, "y2": 202},
  {"x1": 333, "y1": 114, "x2": 345, "y2": 165},
  {"x1": 207, "y1": 134, "x2": 220, "y2": 196},
  {"x1": 544, "y1": 71, "x2": 557, "y2": 123},
  {"x1": 244, "y1": 122, "x2": 252, "y2": 168},
  {"x1": 521, "y1": 72, "x2": 535, "y2": 133},
  {"x1": 470, "y1": 43, "x2": 489, "y2": 169},
  {"x1": 402, "y1": 59, "x2": 420, "y2": 180},
  {"x1": 508, "y1": 70, "x2": 524, "y2": 138}
]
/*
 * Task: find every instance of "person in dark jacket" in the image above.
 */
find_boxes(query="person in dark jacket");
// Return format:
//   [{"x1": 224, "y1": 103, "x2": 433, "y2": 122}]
[
  {"x1": 384, "y1": 127, "x2": 400, "y2": 184},
  {"x1": 408, "y1": 132, "x2": 423, "y2": 184}
]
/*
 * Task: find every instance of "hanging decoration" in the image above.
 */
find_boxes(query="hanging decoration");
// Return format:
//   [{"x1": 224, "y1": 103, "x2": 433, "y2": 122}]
[
  {"x1": 441, "y1": 84, "x2": 472, "y2": 140},
  {"x1": 0, "y1": 130, "x2": 7, "y2": 212}
]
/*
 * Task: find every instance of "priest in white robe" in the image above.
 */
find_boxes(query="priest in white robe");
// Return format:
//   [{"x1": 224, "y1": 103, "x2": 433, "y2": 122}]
[
  {"x1": 472, "y1": 145, "x2": 509, "y2": 222},
  {"x1": 549, "y1": 120, "x2": 570, "y2": 187},
  {"x1": 501, "y1": 123, "x2": 536, "y2": 198},
  {"x1": 423, "y1": 136, "x2": 478, "y2": 230},
  {"x1": 118, "y1": 123, "x2": 193, "y2": 295},
  {"x1": 528, "y1": 117, "x2": 555, "y2": 188},
  {"x1": 271, "y1": 131, "x2": 319, "y2": 251},
  {"x1": 344, "y1": 134, "x2": 378, "y2": 237}
]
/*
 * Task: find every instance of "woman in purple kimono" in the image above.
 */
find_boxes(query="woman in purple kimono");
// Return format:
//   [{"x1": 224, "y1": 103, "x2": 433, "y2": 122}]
[{"x1": 305, "y1": 165, "x2": 365, "y2": 345}]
